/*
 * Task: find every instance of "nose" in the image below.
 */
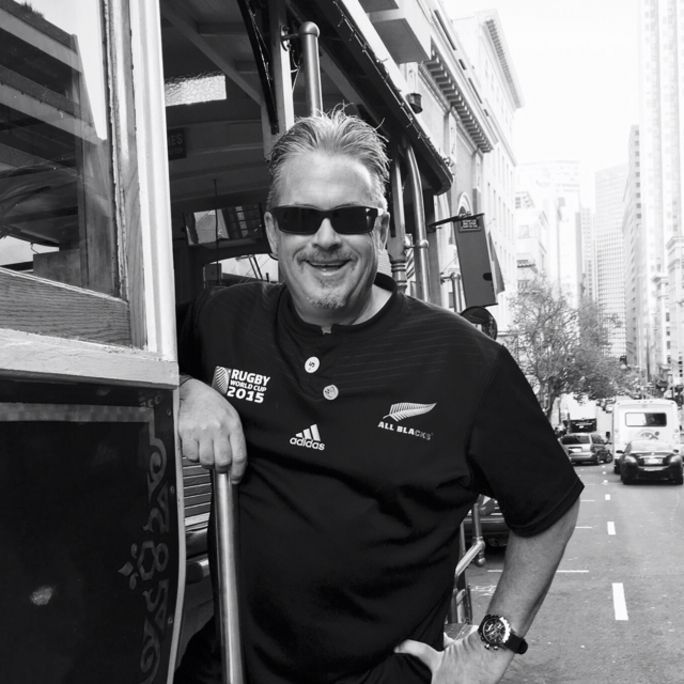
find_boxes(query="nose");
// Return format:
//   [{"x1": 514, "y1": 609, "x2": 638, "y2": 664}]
[{"x1": 312, "y1": 217, "x2": 342, "y2": 248}]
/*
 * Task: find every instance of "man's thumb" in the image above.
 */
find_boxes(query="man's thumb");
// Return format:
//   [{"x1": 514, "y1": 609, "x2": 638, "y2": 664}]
[{"x1": 394, "y1": 639, "x2": 440, "y2": 671}]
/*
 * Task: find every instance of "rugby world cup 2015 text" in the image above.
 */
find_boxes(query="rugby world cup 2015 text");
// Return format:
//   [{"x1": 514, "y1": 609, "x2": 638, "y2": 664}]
[{"x1": 213, "y1": 366, "x2": 271, "y2": 404}]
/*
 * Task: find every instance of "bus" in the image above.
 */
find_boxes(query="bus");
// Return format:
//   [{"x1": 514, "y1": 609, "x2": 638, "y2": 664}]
[{"x1": 0, "y1": 0, "x2": 491, "y2": 680}]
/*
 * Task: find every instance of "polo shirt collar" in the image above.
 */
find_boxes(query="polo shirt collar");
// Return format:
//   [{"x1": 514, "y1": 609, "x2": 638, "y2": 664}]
[{"x1": 279, "y1": 272, "x2": 401, "y2": 339}]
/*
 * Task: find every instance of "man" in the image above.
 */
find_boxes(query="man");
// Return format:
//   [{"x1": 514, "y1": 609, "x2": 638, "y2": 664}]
[{"x1": 175, "y1": 110, "x2": 582, "y2": 683}]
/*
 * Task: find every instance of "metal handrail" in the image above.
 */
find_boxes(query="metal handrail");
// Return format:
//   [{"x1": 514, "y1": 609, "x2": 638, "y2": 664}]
[
  {"x1": 212, "y1": 470, "x2": 244, "y2": 684},
  {"x1": 449, "y1": 496, "x2": 487, "y2": 624}
]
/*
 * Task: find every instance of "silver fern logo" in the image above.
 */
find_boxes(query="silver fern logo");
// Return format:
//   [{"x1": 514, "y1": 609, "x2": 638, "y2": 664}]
[{"x1": 383, "y1": 402, "x2": 436, "y2": 422}]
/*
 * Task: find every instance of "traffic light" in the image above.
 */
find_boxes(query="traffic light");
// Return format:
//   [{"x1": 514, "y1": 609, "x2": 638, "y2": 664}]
[{"x1": 679, "y1": 356, "x2": 683, "y2": 378}]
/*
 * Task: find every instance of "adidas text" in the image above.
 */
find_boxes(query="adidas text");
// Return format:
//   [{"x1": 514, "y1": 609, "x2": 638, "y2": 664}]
[
  {"x1": 289, "y1": 436, "x2": 326, "y2": 450},
  {"x1": 290, "y1": 424, "x2": 326, "y2": 450}
]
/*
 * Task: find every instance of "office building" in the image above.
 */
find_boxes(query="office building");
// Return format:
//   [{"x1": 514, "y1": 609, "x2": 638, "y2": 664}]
[{"x1": 594, "y1": 164, "x2": 628, "y2": 357}]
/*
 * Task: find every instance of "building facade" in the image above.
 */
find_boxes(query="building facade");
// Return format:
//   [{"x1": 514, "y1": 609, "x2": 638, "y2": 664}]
[
  {"x1": 514, "y1": 183, "x2": 550, "y2": 289},
  {"x1": 515, "y1": 161, "x2": 583, "y2": 308},
  {"x1": 594, "y1": 164, "x2": 628, "y2": 357},
  {"x1": 450, "y1": 9, "x2": 522, "y2": 332},
  {"x1": 623, "y1": 126, "x2": 647, "y2": 372},
  {"x1": 638, "y1": 0, "x2": 684, "y2": 385},
  {"x1": 579, "y1": 207, "x2": 595, "y2": 301}
]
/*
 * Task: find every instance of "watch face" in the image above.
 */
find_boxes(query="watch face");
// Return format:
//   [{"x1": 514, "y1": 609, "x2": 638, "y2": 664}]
[{"x1": 480, "y1": 615, "x2": 510, "y2": 646}]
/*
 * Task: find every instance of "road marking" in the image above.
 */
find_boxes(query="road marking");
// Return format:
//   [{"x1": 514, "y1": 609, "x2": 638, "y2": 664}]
[
  {"x1": 575, "y1": 526, "x2": 593, "y2": 529},
  {"x1": 580, "y1": 499, "x2": 595, "y2": 502},
  {"x1": 602, "y1": 479, "x2": 609, "y2": 485},
  {"x1": 556, "y1": 569, "x2": 589, "y2": 573},
  {"x1": 487, "y1": 569, "x2": 589, "y2": 574},
  {"x1": 605, "y1": 494, "x2": 611, "y2": 501},
  {"x1": 607, "y1": 521, "x2": 616, "y2": 535},
  {"x1": 612, "y1": 583, "x2": 629, "y2": 620}
]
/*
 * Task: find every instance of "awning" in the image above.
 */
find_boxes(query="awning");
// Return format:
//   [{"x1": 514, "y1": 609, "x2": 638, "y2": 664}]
[{"x1": 291, "y1": 0, "x2": 453, "y2": 195}]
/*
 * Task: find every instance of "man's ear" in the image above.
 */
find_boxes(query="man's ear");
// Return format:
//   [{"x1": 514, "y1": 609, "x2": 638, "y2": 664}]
[
  {"x1": 376, "y1": 211, "x2": 390, "y2": 249},
  {"x1": 264, "y1": 211, "x2": 279, "y2": 258}
]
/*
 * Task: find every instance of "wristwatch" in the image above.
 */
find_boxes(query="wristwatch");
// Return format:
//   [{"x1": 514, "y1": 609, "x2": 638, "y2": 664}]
[{"x1": 477, "y1": 614, "x2": 528, "y2": 654}]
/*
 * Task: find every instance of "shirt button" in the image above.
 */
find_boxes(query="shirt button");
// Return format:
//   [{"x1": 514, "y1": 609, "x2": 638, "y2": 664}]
[
  {"x1": 305, "y1": 356, "x2": 320, "y2": 373},
  {"x1": 323, "y1": 384, "x2": 339, "y2": 400}
]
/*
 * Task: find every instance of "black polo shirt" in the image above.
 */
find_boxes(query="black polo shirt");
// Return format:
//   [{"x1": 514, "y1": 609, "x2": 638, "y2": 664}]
[{"x1": 178, "y1": 274, "x2": 583, "y2": 684}]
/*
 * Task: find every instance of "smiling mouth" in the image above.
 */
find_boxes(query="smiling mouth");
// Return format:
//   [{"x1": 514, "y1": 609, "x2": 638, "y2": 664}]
[{"x1": 306, "y1": 260, "x2": 349, "y2": 272}]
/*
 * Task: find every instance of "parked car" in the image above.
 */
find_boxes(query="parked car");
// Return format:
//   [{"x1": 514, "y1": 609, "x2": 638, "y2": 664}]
[
  {"x1": 559, "y1": 432, "x2": 612, "y2": 465},
  {"x1": 616, "y1": 438, "x2": 684, "y2": 485},
  {"x1": 463, "y1": 496, "x2": 509, "y2": 548}
]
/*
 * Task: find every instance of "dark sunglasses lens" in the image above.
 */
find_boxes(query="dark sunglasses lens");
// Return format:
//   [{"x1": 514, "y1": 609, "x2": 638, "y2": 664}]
[
  {"x1": 271, "y1": 207, "x2": 316, "y2": 234},
  {"x1": 332, "y1": 207, "x2": 378, "y2": 234},
  {"x1": 273, "y1": 206, "x2": 378, "y2": 234}
]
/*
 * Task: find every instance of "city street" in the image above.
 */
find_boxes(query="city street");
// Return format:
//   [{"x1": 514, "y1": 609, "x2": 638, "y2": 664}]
[{"x1": 467, "y1": 463, "x2": 684, "y2": 683}]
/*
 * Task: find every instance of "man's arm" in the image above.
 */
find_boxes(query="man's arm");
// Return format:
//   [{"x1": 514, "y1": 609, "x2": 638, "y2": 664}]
[
  {"x1": 178, "y1": 376, "x2": 247, "y2": 482},
  {"x1": 395, "y1": 496, "x2": 580, "y2": 683}
]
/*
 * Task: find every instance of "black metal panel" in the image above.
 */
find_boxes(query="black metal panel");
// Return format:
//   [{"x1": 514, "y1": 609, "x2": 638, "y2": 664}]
[{"x1": 0, "y1": 378, "x2": 179, "y2": 684}]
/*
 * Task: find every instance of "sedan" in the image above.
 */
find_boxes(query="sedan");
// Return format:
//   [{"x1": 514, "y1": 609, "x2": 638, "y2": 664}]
[{"x1": 617, "y1": 439, "x2": 683, "y2": 485}]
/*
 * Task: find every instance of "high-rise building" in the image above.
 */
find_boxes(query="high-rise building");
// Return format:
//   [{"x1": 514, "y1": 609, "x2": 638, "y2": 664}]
[
  {"x1": 623, "y1": 126, "x2": 647, "y2": 373},
  {"x1": 594, "y1": 165, "x2": 628, "y2": 357},
  {"x1": 579, "y1": 207, "x2": 595, "y2": 302},
  {"x1": 638, "y1": 0, "x2": 684, "y2": 384}
]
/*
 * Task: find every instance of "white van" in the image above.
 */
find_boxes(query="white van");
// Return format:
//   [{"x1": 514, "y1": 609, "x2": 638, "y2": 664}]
[{"x1": 610, "y1": 399, "x2": 680, "y2": 471}]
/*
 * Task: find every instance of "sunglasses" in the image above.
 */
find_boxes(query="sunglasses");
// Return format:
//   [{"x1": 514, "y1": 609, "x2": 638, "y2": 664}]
[{"x1": 270, "y1": 205, "x2": 379, "y2": 235}]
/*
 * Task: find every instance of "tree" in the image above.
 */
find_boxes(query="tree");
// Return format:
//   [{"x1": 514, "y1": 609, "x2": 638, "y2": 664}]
[{"x1": 507, "y1": 278, "x2": 636, "y2": 418}]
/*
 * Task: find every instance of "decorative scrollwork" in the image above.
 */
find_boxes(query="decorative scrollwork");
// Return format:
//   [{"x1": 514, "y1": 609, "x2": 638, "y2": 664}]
[{"x1": 118, "y1": 413, "x2": 174, "y2": 684}]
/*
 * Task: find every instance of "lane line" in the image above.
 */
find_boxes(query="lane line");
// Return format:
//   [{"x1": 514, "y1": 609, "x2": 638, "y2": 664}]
[
  {"x1": 605, "y1": 494, "x2": 611, "y2": 501},
  {"x1": 612, "y1": 582, "x2": 629, "y2": 620},
  {"x1": 607, "y1": 521, "x2": 616, "y2": 535},
  {"x1": 580, "y1": 499, "x2": 596, "y2": 502},
  {"x1": 556, "y1": 569, "x2": 589, "y2": 573},
  {"x1": 575, "y1": 526, "x2": 593, "y2": 529},
  {"x1": 487, "y1": 569, "x2": 589, "y2": 574}
]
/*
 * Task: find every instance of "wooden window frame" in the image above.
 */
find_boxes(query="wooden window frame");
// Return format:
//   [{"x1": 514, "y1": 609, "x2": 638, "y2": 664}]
[{"x1": 0, "y1": 0, "x2": 177, "y2": 388}]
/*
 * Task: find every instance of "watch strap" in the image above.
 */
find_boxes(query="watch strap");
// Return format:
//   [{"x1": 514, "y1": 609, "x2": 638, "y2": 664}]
[{"x1": 505, "y1": 630, "x2": 528, "y2": 654}]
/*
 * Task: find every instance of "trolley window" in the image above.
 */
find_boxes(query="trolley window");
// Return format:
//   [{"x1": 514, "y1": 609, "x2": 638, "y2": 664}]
[{"x1": 0, "y1": 0, "x2": 135, "y2": 345}]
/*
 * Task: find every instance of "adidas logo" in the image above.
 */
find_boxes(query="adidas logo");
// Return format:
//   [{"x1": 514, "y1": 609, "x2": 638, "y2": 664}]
[{"x1": 289, "y1": 424, "x2": 326, "y2": 451}]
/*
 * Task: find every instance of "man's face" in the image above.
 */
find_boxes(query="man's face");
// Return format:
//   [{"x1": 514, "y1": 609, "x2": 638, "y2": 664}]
[{"x1": 265, "y1": 151, "x2": 389, "y2": 327}]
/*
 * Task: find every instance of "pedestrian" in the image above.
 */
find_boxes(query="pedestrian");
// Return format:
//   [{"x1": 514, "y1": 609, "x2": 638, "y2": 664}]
[{"x1": 174, "y1": 109, "x2": 583, "y2": 684}]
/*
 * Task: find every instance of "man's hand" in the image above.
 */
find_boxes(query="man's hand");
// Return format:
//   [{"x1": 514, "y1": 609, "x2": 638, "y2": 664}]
[
  {"x1": 395, "y1": 628, "x2": 514, "y2": 684},
  {"x1": 178, "y1": 378, "x2": 247, "y2": 482}
]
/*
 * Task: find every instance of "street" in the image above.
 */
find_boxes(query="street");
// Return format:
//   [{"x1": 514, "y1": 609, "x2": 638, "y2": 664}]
[{"x1": 467, "y1": 463, "x2": 684, "y2": 683}]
